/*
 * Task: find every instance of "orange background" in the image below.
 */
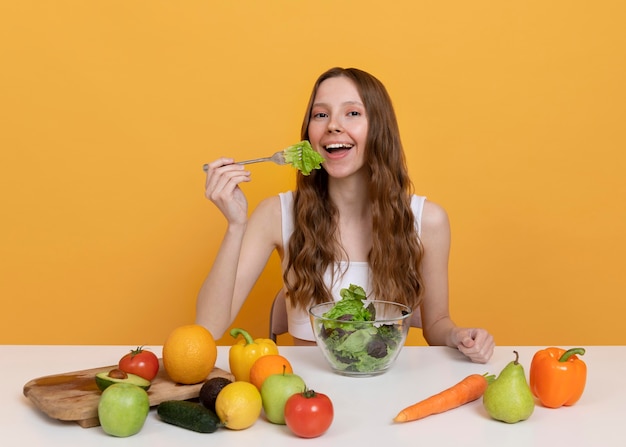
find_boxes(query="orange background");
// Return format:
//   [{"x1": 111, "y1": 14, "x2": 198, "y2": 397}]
[{"x1": 1, "y1": 1, "x2": 625, "y2": 347}]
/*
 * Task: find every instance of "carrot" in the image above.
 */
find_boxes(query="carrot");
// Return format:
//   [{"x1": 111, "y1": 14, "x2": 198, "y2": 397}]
[{"x1": 393, "y1": 373, "x2": 495, "y2": 423}]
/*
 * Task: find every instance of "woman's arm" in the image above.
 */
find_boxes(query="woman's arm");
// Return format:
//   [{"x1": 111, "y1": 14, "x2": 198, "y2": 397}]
[
  {"x1": 195, "y1": 159, "x2": 282, "y2": 338},
  {"x1": 418, "y1": 200, "x2": 494, "y2": 363},
  {"x1": 418, "y1": 200, "x2": 455, "y2": 346}
]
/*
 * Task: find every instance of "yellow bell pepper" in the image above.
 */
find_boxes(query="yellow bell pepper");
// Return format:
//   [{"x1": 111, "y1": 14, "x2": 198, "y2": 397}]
[{"x1": 228, "y1": 328, "x2": 279, "y2": 382}]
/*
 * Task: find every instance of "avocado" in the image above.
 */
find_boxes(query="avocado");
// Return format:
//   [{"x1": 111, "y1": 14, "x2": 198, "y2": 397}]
[
  {"x1": 95, "y1": 369, "x2": 151, "y2": 391},
  {"x1": 199, "y1": 377, "x2": 232, "y2": 413}
]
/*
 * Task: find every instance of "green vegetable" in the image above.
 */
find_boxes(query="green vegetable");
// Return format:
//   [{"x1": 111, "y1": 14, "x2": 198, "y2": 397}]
[
  {"x1": 157, "y1": 400, "x2": 222, "y2": 433},
  {"x1": 317, "y1": 284, "x2": 404, "y2": 373},
  {"x1": 322, "y1": 284, "x2": 372, "y2": 331},
  {"x1": 95, "y1": 369, "x2": 151, "y2": 392},
  {"x1": 283, "y1": 140, "x2": 324, "y2": 175}
]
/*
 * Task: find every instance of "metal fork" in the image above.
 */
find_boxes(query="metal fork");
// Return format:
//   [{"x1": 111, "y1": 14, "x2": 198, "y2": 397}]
[{"x1": 202, "y1": 151, "x2": 287, "y2": 172}]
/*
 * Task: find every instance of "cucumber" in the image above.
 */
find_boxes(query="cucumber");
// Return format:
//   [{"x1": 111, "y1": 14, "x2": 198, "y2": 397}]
[{"x1": 157, "y1": 400, "x2": 222, "y2": 433}]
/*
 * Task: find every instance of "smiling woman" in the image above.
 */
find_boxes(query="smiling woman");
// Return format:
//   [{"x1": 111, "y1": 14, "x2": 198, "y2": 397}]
[{"x1": 197, "y1": 66, "x2": 496, "y2": 364}]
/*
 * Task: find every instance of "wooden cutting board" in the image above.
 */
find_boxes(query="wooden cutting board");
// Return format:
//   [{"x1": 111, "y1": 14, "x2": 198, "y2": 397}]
[{"x1": 23, "y1": 359, "x2": 234, "y2": 428}]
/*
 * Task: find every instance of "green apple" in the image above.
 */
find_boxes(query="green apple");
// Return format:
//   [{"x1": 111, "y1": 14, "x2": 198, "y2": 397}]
[
  {"x1": 98, "y1": 382, "x2": 150, "y2": 437},
  {"x1": 260, "y1": 371, "x2": 306, "y2": 424}
]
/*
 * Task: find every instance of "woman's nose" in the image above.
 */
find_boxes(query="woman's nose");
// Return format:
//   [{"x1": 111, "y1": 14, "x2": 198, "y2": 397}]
[{"x1": 327, "y1": 118, "x2": 342, "y2": 133}]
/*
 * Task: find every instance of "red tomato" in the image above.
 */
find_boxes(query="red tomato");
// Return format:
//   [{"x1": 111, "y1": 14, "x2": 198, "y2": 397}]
[
  {"x1": 118, "y1": 346, "x2": 159, "y2": 381},
  {"x1": 284, "y1": 389, "x2": 334, "y2": 438}
]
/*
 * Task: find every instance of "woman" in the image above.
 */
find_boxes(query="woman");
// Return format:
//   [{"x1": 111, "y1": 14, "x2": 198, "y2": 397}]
[{"x1": 197, "y1": 67, "x2": 494, "y2": 363}]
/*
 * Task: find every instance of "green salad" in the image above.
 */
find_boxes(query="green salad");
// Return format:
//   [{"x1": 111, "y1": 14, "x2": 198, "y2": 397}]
[
  {"x1": 316, "y1": 284, "x2": 406, "y2": 373},
  {"x1": 283, "y1": 140, "x2": 324, "y2": 175}
]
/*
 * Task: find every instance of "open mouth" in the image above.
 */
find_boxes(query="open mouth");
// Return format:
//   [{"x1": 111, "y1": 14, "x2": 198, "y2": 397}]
[{"x1": 324, "y1": 143, "x2": 354, "y2": 154}]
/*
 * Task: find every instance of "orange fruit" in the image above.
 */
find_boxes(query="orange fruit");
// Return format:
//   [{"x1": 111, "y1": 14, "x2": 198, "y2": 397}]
[
  {"x1": 249, "y1": 354, "x2": 293, "y2": 390},
  {"x1": 162, "y1": 324, "x2": 217, "y2": 384}
]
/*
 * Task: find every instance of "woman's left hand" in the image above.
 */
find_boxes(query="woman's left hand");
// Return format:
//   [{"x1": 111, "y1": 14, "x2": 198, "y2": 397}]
[{"x1": 454, "y1": 328, "x2": 495, "y2": 364}]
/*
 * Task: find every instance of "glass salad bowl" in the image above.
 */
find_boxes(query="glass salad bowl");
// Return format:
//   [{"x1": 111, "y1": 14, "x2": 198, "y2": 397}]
[{"x1": 309, "y1": 299, "x2": 413, "y2": 377}]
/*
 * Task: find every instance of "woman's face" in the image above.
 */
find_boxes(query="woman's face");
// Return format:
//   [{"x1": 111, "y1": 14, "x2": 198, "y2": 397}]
[{"x1": 307, "y1": 76, "x2": 368, "y2": 179}]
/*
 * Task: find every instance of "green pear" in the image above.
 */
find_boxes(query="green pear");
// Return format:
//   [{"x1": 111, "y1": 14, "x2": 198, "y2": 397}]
[{"x1": 483, "y1": 350, "x2": 535, "y2": 423}]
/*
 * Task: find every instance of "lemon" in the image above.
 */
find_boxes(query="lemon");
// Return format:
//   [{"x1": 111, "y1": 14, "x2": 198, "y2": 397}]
[
  {"x1": 162, "y1": 324, "x2": 217, "y2": 385},
  {"x1": 215, "y1": 381, "x2": 262, "y2": 430}
]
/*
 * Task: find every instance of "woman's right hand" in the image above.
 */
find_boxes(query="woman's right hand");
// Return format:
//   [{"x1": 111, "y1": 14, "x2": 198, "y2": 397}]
[{"x1": 204, "y1": 158, "x2": 251, "y2": 225}]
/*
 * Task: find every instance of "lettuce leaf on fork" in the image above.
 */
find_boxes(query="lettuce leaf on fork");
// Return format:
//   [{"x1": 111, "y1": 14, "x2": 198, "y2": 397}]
[{"x1": 283, "y1": 140, "x2": 325, "y2": 175}]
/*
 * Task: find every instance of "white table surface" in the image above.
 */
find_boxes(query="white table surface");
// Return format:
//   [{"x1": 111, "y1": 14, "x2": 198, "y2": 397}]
[{"x1": 2, "y1": 345, "x2": 623, "y2": 446}]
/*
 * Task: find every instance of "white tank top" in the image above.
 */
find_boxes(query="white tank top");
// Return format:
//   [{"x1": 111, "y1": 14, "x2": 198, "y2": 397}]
[{"x1": 279, "y1": 191, "x2": 426, "y2": 341}]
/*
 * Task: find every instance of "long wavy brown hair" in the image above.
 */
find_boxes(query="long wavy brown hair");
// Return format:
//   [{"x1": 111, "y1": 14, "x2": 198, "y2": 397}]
[{"x1": 283, "y1": 67, "x2": 424, "y2": 312}]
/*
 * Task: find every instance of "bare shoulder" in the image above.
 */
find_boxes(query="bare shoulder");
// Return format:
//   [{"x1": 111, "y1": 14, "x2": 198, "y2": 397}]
[
  {"x1": 419, "y1": 199, "x2": 451, "y2": 260},
  {"x1": 252, "y1": 194, "x2": 282, "y2": 219},
  {"x1": 421, "y1": 200, "x2": 450, "y2": 234},
  {"x1": 247, "y1": 195, "x2": 283, "y2": 247}
]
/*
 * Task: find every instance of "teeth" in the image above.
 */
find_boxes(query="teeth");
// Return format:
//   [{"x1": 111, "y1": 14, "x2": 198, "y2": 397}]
[{"x1": 325, "y1": 143, "x2": 353, "y2": 150}]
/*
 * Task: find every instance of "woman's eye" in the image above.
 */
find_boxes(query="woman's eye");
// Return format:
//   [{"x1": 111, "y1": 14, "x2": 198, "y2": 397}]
[
  {"x1": 348, "y1": 111, "x2": 361, "y2": 117},
  {"x1": 312, "y1": 112, "x2": 328, "y2": 119}
]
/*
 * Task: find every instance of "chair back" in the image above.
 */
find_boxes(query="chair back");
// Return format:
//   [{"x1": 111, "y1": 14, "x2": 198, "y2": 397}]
[{"x1": 269, "y1": 288, "x2": 288, "y2": 342}]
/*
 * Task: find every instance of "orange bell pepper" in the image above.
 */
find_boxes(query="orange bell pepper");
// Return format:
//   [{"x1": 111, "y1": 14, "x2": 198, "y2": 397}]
[{"x1": 529, "y1": 347, "x2": 587, "y2": 408}]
